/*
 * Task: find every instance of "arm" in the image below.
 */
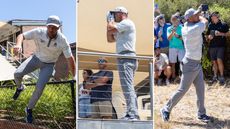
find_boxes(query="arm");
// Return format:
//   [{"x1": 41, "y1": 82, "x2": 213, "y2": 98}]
[
  {"x1": 84, "y1": 77, "x2": 109, "y2": 89},
  {"x1": 167, "y1": 28, "x2": 175, "y2": 41},
  {"x1": 107, "y1": 21, "x2": 118, "y2": 43},
  {"x1": 67, "y1": 55, "x2": 76, "y2": 77},
  {"x1": 13, "y1": 34, "x2": 25, "y2": 54},
  {"x1": 199, "y1": 16, "x2": 208, "y2": 26}
]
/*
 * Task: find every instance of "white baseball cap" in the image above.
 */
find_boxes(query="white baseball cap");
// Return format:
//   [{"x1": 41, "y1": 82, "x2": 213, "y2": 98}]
[
  {"x1": 111, "y1": 6, "x2": 128, "y2": 14},
  {"x1": 184, "y1": 8, "x2": 200, "y2": 20},
  {"x1": 46, "y1": 15, "x2": 62, "y2": 27}
]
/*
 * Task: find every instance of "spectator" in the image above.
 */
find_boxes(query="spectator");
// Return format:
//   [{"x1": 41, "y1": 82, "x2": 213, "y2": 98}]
[
  {"x1": 79, "y1": 69, "x2": 93, "y2": 118},
  {"x1": 155, "y1": 14, "x2": 171, "y2": 54},
  {"x1": 85, "y1": 58, "x2": 114, "y2": 119},
  {"x1": 207, "y1": 12, "x2": 229, "y2": 85},
  {"x1": 154, "y1": 46, "x2": 172, "y2": 86},
  {"x1": 167, "y1": 14, "x2": 185, "y2": 82}
]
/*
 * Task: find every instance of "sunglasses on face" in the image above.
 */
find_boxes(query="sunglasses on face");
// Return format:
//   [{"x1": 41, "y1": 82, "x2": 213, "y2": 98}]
[{"x1": 97, "y1": 59, "x2": 107, "y2": 64}]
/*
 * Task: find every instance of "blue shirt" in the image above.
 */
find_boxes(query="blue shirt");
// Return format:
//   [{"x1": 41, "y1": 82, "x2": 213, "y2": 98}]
[
  {"x1": 90, "y1": 70, "x2": 113, "y2": 103},
  {"x1": 155, "y1": 23, "x2": 171, "y2": 48}
]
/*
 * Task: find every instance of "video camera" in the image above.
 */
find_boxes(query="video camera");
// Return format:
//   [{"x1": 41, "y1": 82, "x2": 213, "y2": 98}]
[{"x1": 107, "y1": 11, "x2": 115, "y2": 22}]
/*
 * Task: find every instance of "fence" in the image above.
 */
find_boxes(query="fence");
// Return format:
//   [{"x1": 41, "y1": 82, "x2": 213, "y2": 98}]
[
  {"x1": 0, "y1": 80, "x2": 76, "y2": 129},
  {"x1": 77, "y1": 51, "x2": 153, "y2": 122}
]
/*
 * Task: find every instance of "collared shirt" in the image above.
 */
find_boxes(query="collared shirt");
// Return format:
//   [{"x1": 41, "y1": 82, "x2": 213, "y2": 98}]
[
  {"x1": 155, "y1": 23, "x2": 171, "y2": 48},
  {"x1": 90, "y1": 70, "x2": 113, "y2": 103},
  {"x1": 114, "y1": 19, "x2": 136, "y2": 54},
  {"x1": 207, "y1": 20, "x2": 229, "y2": 48},
  {"x1": 182, "y1": 21, "x2": 206, "y2": 60},
  {"x1": 23, "y1": 28, "x2": 72, "y2": 63},
  {"x1": 167, "y1": 25, "x2": 184, "y2": 49}
]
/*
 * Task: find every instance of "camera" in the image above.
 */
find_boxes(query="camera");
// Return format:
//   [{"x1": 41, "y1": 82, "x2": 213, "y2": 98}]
[
  {"x1": 201, "y1": 4, "x2": 209, "y2": 12},
  {"x1": 210, "y1": 30, "x2": 216, "y2": 37},
  {"x1": 107, "y1": 11, "x2": 115, "y2": 22}
]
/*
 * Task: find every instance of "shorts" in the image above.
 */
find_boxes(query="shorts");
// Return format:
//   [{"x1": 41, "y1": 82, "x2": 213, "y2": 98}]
[
  {"x1": 160, "y1": 47, "x2": 169, "y2": 55},
  {"x1": 91, "y1": 101, "x2": 113, "y2": 118},
  {"x1": 169, "y1": 48, "x2": 185, "y2": 63},
  {"x1": 209, "y1": 47, "x2": 225, "y2": 61}
]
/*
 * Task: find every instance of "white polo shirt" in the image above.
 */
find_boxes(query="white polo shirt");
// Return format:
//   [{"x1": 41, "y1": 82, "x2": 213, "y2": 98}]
[
  {"x1": 114, "y1": 19, "x2": 136, "y2": 54},
  {"x1": 182, "y1": 21, "x2": 206, "y2": 60},
  {"x1": 23, "y1": 28, "x2": 72, "y2": 63}
]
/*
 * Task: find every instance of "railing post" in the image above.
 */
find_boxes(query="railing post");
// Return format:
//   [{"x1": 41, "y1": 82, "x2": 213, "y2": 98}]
[
  {"x1": 6, "y1": 42, "x2": 9, "y2": 59},
  {"x1": 70, "y1": 80, "x2": 76, "y2": 120},
  {"x1": 149, "y1": 60, "x2": 154, "y2": 120}
]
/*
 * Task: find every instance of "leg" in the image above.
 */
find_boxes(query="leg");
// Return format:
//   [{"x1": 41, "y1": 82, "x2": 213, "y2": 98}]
[
  {"x1": 169, "y1": 48, "x2": 177, "y2": 79},
  {"x1": 193, "y1": 67, "x2": 206, "y2": 116},
  {"x1": 217, "y1": 59, "x2": 224, "y2": 76},
  {"x1": 171, "y1": 63, "x2": 176, "y2": 78},
  {"x1": 209, "y1": 48, "x2": 218, "y2": 77},
  {"x1": 164, "y1": 63, "x2": 199, "y2": 112},
  {"x1": 91, "y1": 102, "x2": 100, "y2": 119},
  {"x1": 164, "y1": 66, "x2": 172, "y2": 80},
  {"x1": 212, "y1": 60, "x2": 218, "y2": 77},
  {"x1": 117, "y1": 59, "x2": 138, "y2": 117},
  {"x1": 14, "y1": 56, "x2": 40, "y2": 88},
  {"x1": 79, "y1": 99, "x2": 86, "y2": 118},
  {"x1": 27, "y1": 64, "x2": 54, "y2": 109},
  {"x1": 99, "y1": 101, "x2": 113, "y2": 119},
  {"x1": 217, "y1": 47, "x2": 225, "y2": 77}
]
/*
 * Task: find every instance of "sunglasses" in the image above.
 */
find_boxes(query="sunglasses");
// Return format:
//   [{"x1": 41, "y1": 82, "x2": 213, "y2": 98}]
[{"x1": 97, "y1": 59, "x2": 107, "y2": 64}]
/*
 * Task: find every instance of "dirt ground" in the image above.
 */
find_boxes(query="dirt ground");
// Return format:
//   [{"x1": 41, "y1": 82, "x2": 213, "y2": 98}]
[{"x1": 154, "y1": 82, "x2": 230, "y2": 129}]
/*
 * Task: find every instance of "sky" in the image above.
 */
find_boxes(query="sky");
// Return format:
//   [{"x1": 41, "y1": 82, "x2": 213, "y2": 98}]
[{"x1": 0, "y1": 0, "x2": 76, "y2": 43}]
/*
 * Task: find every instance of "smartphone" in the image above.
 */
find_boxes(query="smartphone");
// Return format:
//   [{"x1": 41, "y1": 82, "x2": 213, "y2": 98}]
[{"x1": 201, "y1": 4, "x2": 209, "y2": 11}]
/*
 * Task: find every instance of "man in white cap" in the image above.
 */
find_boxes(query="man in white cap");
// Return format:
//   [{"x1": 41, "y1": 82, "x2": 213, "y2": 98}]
[
  {"x1": 12, "y1": 15, "x2": 76, "y2": 123},
  {"x1": 160, "y1": 7, "x2": 212, "y2": 123},
  {"x1": 106, "y1": 6, "x2": 139, "y2": 120}
]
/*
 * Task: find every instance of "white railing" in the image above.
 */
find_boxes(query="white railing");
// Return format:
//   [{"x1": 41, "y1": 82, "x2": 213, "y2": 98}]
[{"x1": 77, "y1": 51, "x2": 153, "y2": 121}]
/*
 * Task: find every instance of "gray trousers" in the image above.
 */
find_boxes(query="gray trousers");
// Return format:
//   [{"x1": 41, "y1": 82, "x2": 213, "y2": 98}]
[
  {"x1": 14, "y1": 55, "x2": 54, "y2": 109},
  {"x1": 164, "y1": 57, "x2": 206, "y2": 116},
  {"x1": 117, "y1": 56, "x2": 138, "y2": 117}
]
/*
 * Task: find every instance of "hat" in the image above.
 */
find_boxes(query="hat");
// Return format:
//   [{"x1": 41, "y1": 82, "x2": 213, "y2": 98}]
[
  {"x1": 155, "y1": 14, "x2": 165, "y2": 22},
  {"x1": 46, "y1": 15, "x2": 61, "y2": 27},
  {"x1": 210, "y1": 11, "x2": 219, "y2": 17},
  {"x1": 111, "y1": 6, "x2": 128, "y2": 14},
  {"x1": 171, "y1": 13, "x2": 180, "y2": 20},
  {"x1": 184, "y1": 8, "x2": 200, "y2": 20}
]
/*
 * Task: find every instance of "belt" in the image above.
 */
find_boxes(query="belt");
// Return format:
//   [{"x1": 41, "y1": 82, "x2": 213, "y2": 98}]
[{"x1": 118, "y1": 51, "x2": 136, "y2": 55}]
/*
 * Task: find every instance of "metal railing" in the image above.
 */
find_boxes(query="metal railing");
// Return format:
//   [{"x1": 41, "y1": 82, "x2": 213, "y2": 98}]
[
  {"x1": 1, "y1": 41, "x2": 38, "y2": 79},
  {"x1": 0, "y1": 80, "x2": 76, "y2": 129},
  {"x1": 77, "y1": 51, "x2": 153, "y2": 120}
]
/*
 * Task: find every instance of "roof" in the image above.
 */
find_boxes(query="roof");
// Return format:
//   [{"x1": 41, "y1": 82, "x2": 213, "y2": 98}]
[{"x1": 0, "y1": 21, "x2": 20, "y2": 42}]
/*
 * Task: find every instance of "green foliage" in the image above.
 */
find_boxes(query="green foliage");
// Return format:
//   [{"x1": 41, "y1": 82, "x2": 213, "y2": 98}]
[
  {"x1": 156, "y1": 0, "x2": 230, "y2": 76},
  {"x1": 0, "y1": 83, "x2": 75, "y2": 128},
  {"x1": 209, "y1": 4, "x2": 230, "y2": 25}
]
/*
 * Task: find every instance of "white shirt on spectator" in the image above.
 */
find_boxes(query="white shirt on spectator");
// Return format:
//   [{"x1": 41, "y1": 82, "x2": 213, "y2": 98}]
[
  {"x1": 155, "y1": 53, "x2": 169, "y2": 70},
  {"x1": 79, "y1": 83, "x2": 90, "y2": 99},
  {"x1": 182, "y1": 21, "x2": 206, "y2": 60},
  {"x1": 114, "y1": 19, "x2": 136, "y2": 54},
  {"x1": 23, "y1": 28, "x2": 72, "y2": 63}
]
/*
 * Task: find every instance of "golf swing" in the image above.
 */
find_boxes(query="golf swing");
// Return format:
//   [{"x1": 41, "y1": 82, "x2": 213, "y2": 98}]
[
  {"x1": 160, "y1": 6, "x2": 212, "y2": 123},
  {"x1": 12, "y1": 15, "x2": 76, "y2": 123}
]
